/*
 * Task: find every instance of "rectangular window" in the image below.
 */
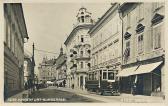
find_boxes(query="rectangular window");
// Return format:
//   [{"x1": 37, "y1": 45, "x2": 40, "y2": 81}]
[
  {"x1": 126, "y1": 41, "x2": 130, "y2": 48},
  {"x1": 96, "y1": 54, "x2": 98, "y2": 65},
  {"x1": 126, "y1": 41, "x2": 130, "y2": 57},
  {"x1": 80, "y1": 51, "x2": 83, "y2": 56},
  {"x1": 138, "y1": 34, "x2": 144, "y2": 53},
  {"x1": 10, "y1": 28, "x2": 12, "y2": 49},
  {"x1": 81, "y1": 16, "x2": 84, "y2": 23},
  {"x1": 86, "y1": 16, "x2": 89, "y2": 23},
  {"x1": 15, "y1": 38, "x2": 17, "y2": 57},
  {"x1": 103, "y1": 71, "x2": 107, "y2": 80},
  {"x1": 4, "y1": 19, "x2": 7, "y2": 43},
  {"x1": 81, "y1": 62, "x2": 83, "y2": 68},
  {"x1": 108, "y1": 72, "x2": 114, "y2": 80},
  {"x1": 11, "y1": 32, "x2": 15, "y2": 53},
  {"x1": 154, "y1": 26, "x2": 161, "y2": 49},
  {"x1": 7, "y1": 24, "x2": 11, "y2": 48},
  {"x1": 81, "y1": 35, "x2": 84, "y2": 42}
]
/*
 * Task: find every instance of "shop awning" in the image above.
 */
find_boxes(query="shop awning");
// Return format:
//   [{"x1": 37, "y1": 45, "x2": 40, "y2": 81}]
[
  {"x1": 117, "y1": 66, "x2": 138, "y2": 77},
  {"x1": 56, "y1": 79, "x2": 65, "y2": 84},
  {"x1": 133, "y1": 61, "x2": 162, "y2": 75}
]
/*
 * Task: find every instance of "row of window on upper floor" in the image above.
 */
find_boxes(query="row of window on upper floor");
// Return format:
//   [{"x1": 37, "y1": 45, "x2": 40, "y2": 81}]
[
  {"x1": 92, "y1": 37, "x2": 119, "y2": 56},
  {"x1": 124, "y1": 12, "x2": 164, "y2": 40},
  {"x1": 91, "y1": 44, "x2": 120, "y2": 66},
  {"x1": 4, "y1": 17, "x2": 24, "y2": 63},
  {"x1": 78, "y1": 15, "x2": 91, "y2": 23},
  {"x1": 92, "y1": 17, "x2": 120, "y2": 49},
  {"x1": 71, "y1": 61, "x2": 91, "y2": 69},
  {"x1": 122, "y1": 3, "x2": 164, "y2": 61},
  {"x1": 123, "y1": 23, "x2": 163, "y2": 63},
  {"x1": 125, "y1": 3, "x2": 164, "y2": 31},
  {"x1": 70, "y1": 34, "x2": 89, "y2": 48}
]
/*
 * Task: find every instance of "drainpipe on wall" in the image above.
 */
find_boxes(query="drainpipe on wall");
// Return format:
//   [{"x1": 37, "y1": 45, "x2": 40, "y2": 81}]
[{"x1": 118, "y1": 4, "x2": 124, "y2": 93}]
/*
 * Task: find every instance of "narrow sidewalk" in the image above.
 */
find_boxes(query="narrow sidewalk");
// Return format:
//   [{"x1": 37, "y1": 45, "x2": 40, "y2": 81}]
[{"x1": 5, "y1": 89, "x2": 31, "y2": 102}]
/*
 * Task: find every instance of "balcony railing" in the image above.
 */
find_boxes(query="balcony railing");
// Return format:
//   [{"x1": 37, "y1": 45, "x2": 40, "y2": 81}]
[
  {"x1": 75, "y1": 54, "x2": 90, "y2": 60},
  {"x1": 76, "y1": 68, "x2": 89, "y2": 73},
  {"x1": 73, "y1": 42, "x2": 91, "y2": 48}
]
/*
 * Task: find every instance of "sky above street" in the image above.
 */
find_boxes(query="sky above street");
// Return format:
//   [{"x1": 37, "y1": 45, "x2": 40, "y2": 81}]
[{"x1": 22, "y1": 2, "x2": 111, "y2": 74}]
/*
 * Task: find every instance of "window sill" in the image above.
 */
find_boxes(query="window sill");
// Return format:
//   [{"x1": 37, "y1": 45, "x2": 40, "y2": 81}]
[
  {"x1": 138, "y1": 51, "x2": 144, "y2": 55},
  {"x1": 138, "y1": 18, "x2": 144, "y2": 23},
  {"x1": 126, "y1": 26, "x2": 131, "y2": 30},
  {"x1": 154, "y1": 47, "x2": 161, "y2": 50},
  {"x1": 153, "y1": 6, "x2": 164, "y2": 13}
]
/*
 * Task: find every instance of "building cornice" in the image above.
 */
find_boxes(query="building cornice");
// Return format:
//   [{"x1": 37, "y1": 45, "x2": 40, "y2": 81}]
[
  {"x1": 12, "y1": 3, "x2": 28, "y2": 39},
  {"x1": 118, "y1": 2, "x2": 140, "y2": 17},
  {"x1": 88, "y1": 3, "x2": 119, "y2": 36},
  {"x1": 64, "y1": 24, "x2": 93, "y2": 46}
]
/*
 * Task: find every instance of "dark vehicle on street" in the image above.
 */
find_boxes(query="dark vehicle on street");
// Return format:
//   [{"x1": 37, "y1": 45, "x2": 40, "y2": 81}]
[
  {"x1": 38, "y1": 83, "x2": 47, "y2": 89},
  {"x1": 86, "y1": 69, "x2": 120, "y2": 96}
]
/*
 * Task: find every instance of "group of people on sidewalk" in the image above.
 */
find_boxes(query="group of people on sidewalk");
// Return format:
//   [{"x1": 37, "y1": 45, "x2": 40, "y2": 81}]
[{"x1": 24, "y1": 80, "x2": 40, "y2": 93}]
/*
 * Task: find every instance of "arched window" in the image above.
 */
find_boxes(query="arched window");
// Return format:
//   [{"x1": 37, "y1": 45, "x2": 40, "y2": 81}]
[
  {"x1": 81, "y1": 35, "x2": 84, "y2": 42},
  {"x1": 136, "y1": 23, "x2": 145, "y2": 34},
  {"x1": 81, "y1": 16, "x2": 84, "y2": 23},
  {"x1": 78, "y1": 17, "x2": 80, "y2": 22},
  {"x1": 81, "y1": 62, "x2": 83, "y2": 68},
  {"x1": 80, "y1": 51, "x2": 83, "y2": 56},
  {"x1": 85, "y1": 15, "x2": 90, "y2": 22},
  {"x1": 151, "y1": 13, "x2": 164, "y2": 25},
  {"x1": 124, "y1": 32, "x2": 131, "y2": 40},
  {"x1": 73, "y1": 51, "x2": 77, "y2": 54}
]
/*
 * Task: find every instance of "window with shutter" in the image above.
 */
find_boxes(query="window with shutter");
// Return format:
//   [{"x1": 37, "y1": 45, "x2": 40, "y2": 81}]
[
  {"x1": 138, "y1": 34, "x2": 144, "y2": 54},
  {"x1": 154, "y1": 26, "x2": 161, "y2": 49}
]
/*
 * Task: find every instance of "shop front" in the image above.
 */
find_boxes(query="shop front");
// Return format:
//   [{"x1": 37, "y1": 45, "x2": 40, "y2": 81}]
[{"x1": 117, "y1": 61, "x2": 163, "y2": 96}]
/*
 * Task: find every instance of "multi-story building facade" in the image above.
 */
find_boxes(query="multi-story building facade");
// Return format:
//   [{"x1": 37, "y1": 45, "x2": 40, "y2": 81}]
[
  {"x1": 4, "y1": 3, "x2": 29, "y2": 98},
  {"x1": 117, "y1": 3, "x2": 165, "y2": 96},
  {"x1": 87, "y1": 3, "x2": 122, "y2": 92},
  {"x1": 55, "y1": 47, "x2": 67, "y2": 86},
  {"x1": 24, "y1": 53, "x2": 33, "y2": 87},
  {"x1": 64, "y1": 7, "x2": 94, "y2": 90},
  {"x1": 38, "y1": 57, "x2": 56, "y2": 82}
]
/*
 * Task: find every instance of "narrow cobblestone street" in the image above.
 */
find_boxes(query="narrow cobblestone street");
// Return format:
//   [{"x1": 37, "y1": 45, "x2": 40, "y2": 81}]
[
  {"x1": 6, "y1": 86, "x2": 164, "y2": 103},
  {"x1": 26, "y1": 87, "x2": 102, "y2": 103},
  {"x1": 3, "y1": 2, "x2": 166, "y2": 104}
]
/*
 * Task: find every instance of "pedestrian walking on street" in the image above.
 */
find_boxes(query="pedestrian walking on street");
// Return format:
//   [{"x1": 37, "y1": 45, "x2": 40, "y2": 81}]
[
  {"x1": 24, "y1": 82, "x2": 28, "y2": 90},
  {"x1": 72, "y1": 84, "x2": 74, "y2": 89},
  {"x1": 36, "y1": 84, "x2": 39, "y2": 91}
]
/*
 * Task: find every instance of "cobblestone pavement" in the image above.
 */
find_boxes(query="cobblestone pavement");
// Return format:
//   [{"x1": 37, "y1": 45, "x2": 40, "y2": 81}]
[
  {"x1": 25, "y1": 88, "x2": 102, "y2": 103},
  {"x1": 6, "y1": 86, "x2": 165, "y2": 103},
  {"x1": 51, "y1": 86, "x2": 165, "y2": 103}
]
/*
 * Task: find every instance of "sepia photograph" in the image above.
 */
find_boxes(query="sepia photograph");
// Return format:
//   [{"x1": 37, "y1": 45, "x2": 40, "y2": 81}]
[{"x1": 2, "y1": 0, "x2": 167, "y2": 104}]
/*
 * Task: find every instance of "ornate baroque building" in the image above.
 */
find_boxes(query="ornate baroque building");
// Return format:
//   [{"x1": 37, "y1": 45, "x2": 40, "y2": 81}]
[
  {"x1": 38, "y1": 57, "x2": 56, "y2": 82},
  {"x1": 64, "y1": 7, "x2": 94, "y2": 90}
]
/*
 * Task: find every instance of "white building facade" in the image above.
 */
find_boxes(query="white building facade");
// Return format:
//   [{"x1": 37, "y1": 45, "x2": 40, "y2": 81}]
[
  {"x1": 118, "y1": 3, "x2": 165, "y2": 97},
  {"x1": 64, "y1": 7, "x2": 93, "y2": 90},
  {"x1": 88, "y1": 3, "x2": 122, "y2": 84}
]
